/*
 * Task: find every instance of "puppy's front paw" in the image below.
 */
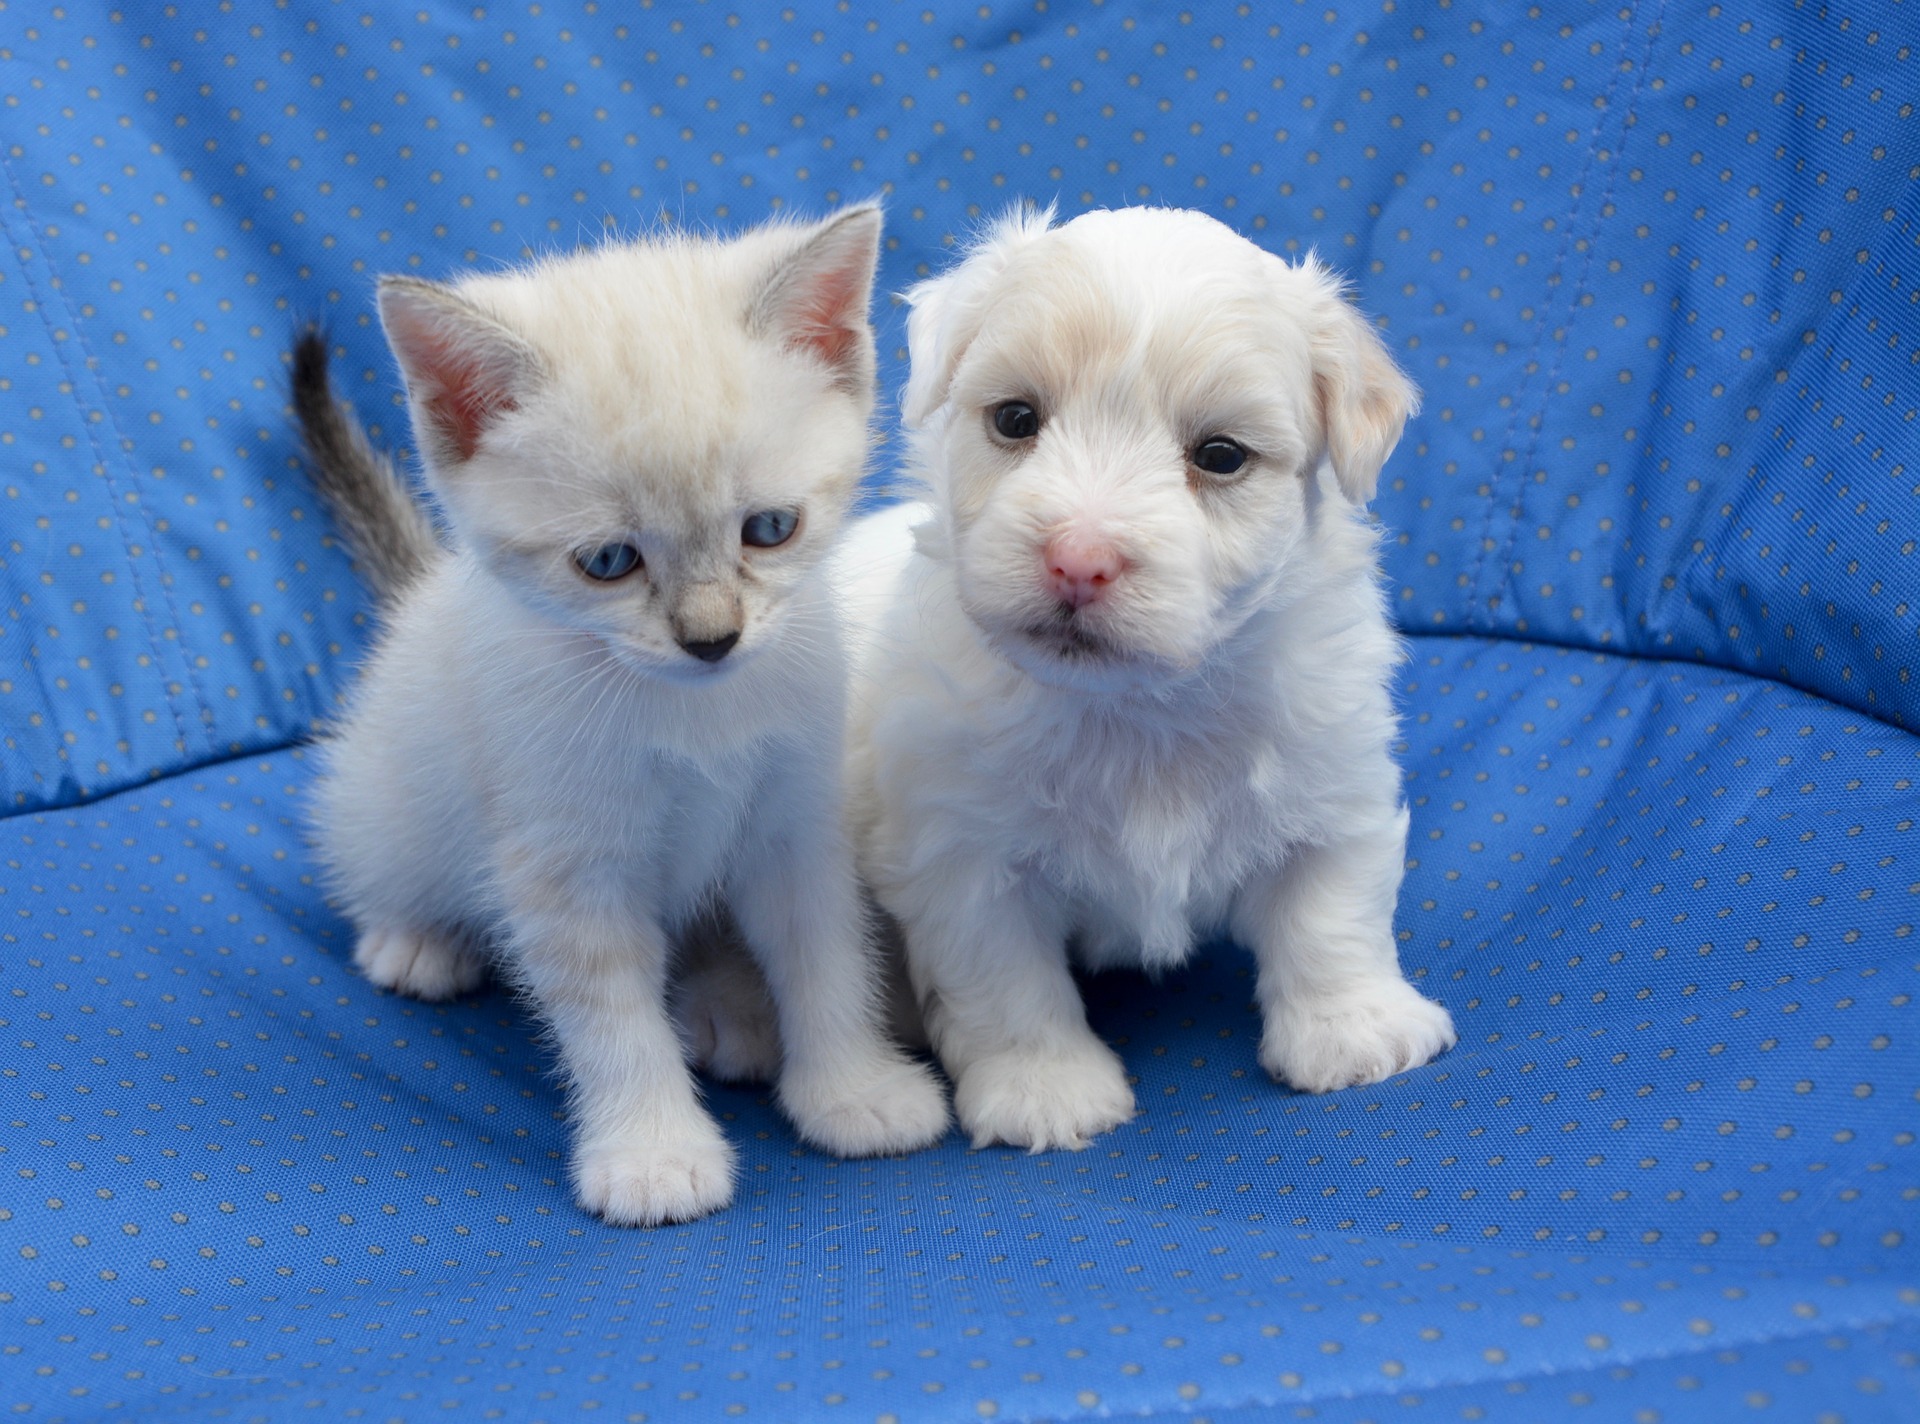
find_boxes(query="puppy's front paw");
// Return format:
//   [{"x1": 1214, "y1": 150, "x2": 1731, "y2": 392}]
[
  {"x1": 1261, "y1": 978, "x2": 1455, "y2": 1093},
  {"x1": 783, "y1": 1055, "x2": 951, "y2": 1158},
  {"x1": 354, "y1": 925, "x2": 486, "y2": 1001},
  {"x1": 953, "y1": 1040, "x2": 1136, "y2": 1152},
  {"x1": 572, "y1": 1132, "x2": 736, "y2": 1226}
]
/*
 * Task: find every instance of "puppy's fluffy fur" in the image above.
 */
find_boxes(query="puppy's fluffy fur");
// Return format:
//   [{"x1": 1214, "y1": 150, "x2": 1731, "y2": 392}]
[
  {"x1": 835, "y1": 206, "x2": 1456, "y2": 1151},
  {"x1": 298, "y1": 208, "x2": 948, "y2": 1225}
]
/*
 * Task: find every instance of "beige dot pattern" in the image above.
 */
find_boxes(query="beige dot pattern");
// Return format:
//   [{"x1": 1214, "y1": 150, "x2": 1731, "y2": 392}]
[{"x1": 1, "y1": 3, "x2": 1916, "y2": 1421}]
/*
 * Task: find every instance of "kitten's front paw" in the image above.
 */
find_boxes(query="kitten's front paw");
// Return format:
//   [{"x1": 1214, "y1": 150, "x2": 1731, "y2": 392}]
[
  {"x1": 1261, "y1": 978, "x2": 1456, "y2": 1093},
  {"x1": 675, "y1": 971, "x2": 781, "y2": 1084},
  {"x1": 572, "y1": 1133, "x2": 736, "y2": 1226},
  {"x1": 953, "y1": 1040, "x2": 1136, "y2": 1152},
  {"x1": 354, "y1": 925, "x2": 486, "y2": 1001},
  {"x1": 783, "y1": 1055, "x2": 950, "y2": 1158}
]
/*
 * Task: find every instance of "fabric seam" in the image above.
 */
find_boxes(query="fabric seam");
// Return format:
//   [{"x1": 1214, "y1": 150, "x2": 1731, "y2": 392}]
[
  {"x1": 1399, "y1": 623, "x2": 1914, "y2": 736},
  {"x1": 0, "y1": 615, "x2": 1902, "y2": 824},
  {"x1": 0, "y1": 729, "x2": 303, "y2": 826},
  {"x1": 0, "y1": 154, "x2": 217, "y2": 760},
  {"x1": 5, "y1": 621, "x2": 1915, "y2": 832},
  {"x1": 1466, "y1": 3, "x2": 1647, "y2": 625},
  {"x1": 1485, "y1": 2, "x2": 1666, "y2": 636},
  {"x1": 1651, "y1": 196, "x2": 1920, "y2": 730}
]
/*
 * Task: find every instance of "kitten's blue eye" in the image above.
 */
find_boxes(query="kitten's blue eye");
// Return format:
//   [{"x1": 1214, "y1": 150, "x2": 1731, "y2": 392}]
[
  {"x1": 1192, "y1": 437, "x2": 1248, "y2": 476},
  {"x1": 576, "y1": 542, "x2": 642, "y2": 581},
  {"x1": 741, "y1": 509, "x2": 799, "y2": 549}
]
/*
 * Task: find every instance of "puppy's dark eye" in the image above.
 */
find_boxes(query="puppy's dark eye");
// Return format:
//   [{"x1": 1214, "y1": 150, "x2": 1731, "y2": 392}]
[
  {"x1": 1191, "y1": 437, "x2": 1248, "y2": 477},
  {"x1": 741, "y1": 509, "x2": 799, "y2": 548},
  {"x1": 992, "y1": 401, "x2": 1040, "y2": 441},
  {"x1": 576, "y1": 542, "x2": 642, "y2": 581}
]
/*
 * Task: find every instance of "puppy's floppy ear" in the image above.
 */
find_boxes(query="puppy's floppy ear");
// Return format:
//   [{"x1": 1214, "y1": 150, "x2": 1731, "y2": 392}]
[
  {"x1": 900, "y1": 201, "x2": 1055, "y2": 427},
  {"x1": 378, "y1": 275, "x2": 545, "y2": 470},
  {"x1": 751, "y1": 202, "x2": 883, "y2": 397},
  {"x1": 1296, "y1": 256, "x2": 1419, "y2": 504}
]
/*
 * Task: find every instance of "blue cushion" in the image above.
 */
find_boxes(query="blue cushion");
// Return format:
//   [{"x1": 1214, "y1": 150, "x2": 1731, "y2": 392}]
[
  {"x1": 2, "y1": 2, "x2": 1917, "y2": 1421},
  {"x1": 6, "y1": 640, "x2": 1917, "y2": 1419}
]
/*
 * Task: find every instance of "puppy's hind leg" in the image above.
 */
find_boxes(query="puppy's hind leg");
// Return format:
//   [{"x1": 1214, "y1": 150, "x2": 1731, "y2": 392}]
[
  {"x1": 866, "y1": 898, "x2": 930, "y2": 1052},
  {"x1": 731, "y1": 806, "x2": 950, "y2": 1159},
  {"x1": 673, "y1": 910, "x2": 782, "y2": 1084},
  {"x1": 1234, "y1": 808, "x2": 1456, "y2": 1094}
]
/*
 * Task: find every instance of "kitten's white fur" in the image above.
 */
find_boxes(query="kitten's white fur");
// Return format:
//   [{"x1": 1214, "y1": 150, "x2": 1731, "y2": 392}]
[
  {"x1": 311, "y1": 209, "x2": 948, "y2": 1225},
  {"x1": 833, "y1": 206, "x2": 1455, "y2": 1151}
]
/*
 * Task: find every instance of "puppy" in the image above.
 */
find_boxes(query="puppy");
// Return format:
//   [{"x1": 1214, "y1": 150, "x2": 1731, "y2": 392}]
[{"x1": 834, "y1": 205, "x2": 1456, "y2": 1151}]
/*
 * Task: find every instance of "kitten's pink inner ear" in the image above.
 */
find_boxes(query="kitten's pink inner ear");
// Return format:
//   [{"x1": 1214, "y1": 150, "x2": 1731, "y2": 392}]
[
  {"x1": 758, "y1": 207, "x2": 881, "y2": 386},
  {"x1": 381, "y1": 288, "x2": 522, "y2": 463},
  {"x1": 421, "y1": 347, "x2": 518, "y2": 463},
  {"x1": 781, "y1": 263, "x2": 865, "y2": 372}
]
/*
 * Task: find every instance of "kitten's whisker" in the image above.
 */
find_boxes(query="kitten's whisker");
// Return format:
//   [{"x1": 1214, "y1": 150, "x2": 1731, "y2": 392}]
[{"x1": 552, "y1": 664, "x2": 634, "y2": 765}]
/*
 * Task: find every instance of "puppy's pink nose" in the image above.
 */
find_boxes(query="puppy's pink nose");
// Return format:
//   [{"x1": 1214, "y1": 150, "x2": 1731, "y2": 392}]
[{"x1": 1044, "y1": 534, "x2": 1125, "y2": 609}]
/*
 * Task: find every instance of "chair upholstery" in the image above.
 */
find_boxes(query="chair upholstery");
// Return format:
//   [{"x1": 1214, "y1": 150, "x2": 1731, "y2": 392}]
[{"x1": 2, "y1": 4, "x2": 1915, "y2": 1420}]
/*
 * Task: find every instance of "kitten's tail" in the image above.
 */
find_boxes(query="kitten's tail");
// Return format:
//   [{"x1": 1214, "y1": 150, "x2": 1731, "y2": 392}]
[{"x1": 291, "y1": 327, "x2": 440, "y2": 601}]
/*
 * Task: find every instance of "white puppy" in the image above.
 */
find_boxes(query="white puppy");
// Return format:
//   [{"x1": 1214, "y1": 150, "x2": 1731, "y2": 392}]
[{"x1": 834, "y1": 206, "x2": 1456, "y2": 1152}]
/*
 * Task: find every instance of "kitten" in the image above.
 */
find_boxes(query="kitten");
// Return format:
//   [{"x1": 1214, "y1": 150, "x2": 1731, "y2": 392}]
[
  {"x1": 832, "y1": 205, "x2": 1456, "y2": 1151},
  {"x1": 291, "y1": 207, "x2": 949, "y2": 1225}
]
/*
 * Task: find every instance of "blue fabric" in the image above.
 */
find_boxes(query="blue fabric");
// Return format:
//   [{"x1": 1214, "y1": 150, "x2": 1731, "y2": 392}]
[{"x1": 1, "y1": 3, "x2": 1916, "y2": 1421}]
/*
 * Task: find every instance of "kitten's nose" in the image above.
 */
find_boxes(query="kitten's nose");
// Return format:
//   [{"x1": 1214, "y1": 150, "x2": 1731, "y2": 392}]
[
  {"x1": 1043, "y1": 534, "x2": 1125, "y2": 610},
  {"x1": 671, "y1": 580, "x2": 743, "y2": 663},
  {"x1": 678, "y1": 631, "x2": 740, "y2": 664}
]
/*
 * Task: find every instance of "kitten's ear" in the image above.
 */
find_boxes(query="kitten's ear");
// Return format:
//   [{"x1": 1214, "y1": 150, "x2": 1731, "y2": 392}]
[
  {"x1": 1293, "y1": 255, "x2": 1419, "y2": 504},
  {"x1": 751, "y1": 203, "x2": 883, "y2": 395},
  {"x1": 377, "y1": 275, "x2": 544, "y2": 467},
  {"x1": 901, "y1": 201, "x2": 1053, "y2": 428}
]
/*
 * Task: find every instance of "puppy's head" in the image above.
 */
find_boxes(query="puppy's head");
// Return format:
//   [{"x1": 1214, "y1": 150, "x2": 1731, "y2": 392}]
[{"x1": 903, "y1": 206, "x2": 1415, "y2": 691}]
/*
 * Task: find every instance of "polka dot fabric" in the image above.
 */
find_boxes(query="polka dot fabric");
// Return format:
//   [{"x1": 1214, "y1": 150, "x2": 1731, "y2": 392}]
[
  {"x1": 1, "y1": 3, "x2": 1917, "y2": 1422},
  {"x1": 4, "y1": 646, "x2": 1916, "y2": 1423}
]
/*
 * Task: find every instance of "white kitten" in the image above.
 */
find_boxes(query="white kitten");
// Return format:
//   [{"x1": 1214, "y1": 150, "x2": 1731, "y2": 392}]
[
  {"x1": 834, "y1": 205, "x2": 1456, "y2": 1152},
  {"x1": 292, "y1": 207, "x2": 949, "y2": 1225}
]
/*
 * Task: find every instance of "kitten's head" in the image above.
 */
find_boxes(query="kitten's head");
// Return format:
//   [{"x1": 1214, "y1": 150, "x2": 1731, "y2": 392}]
[
  {"x1": 901, "y1": 205, "x2": 1415, "y2": 692},
  {"x1": 379, "y1": 205, "x2": 882, "y2": 676}
]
